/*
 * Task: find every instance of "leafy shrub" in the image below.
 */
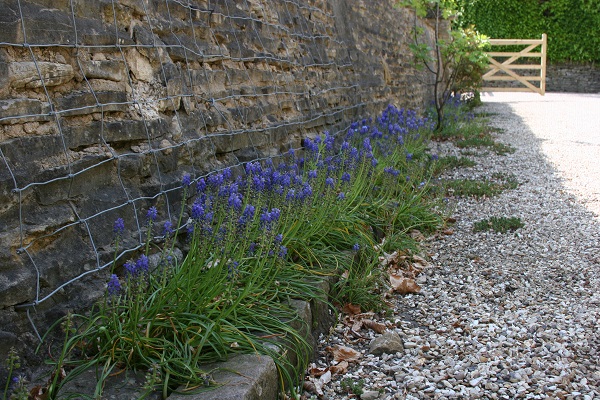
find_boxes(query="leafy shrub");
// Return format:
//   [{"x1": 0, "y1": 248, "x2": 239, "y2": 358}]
[{"x1": 456, "y1": 0, "x2": 600, "y2": 62}]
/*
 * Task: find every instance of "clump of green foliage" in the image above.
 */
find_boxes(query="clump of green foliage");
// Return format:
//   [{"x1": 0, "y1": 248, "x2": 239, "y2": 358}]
[
  {"x1": 445, "y1": 172, "x2": 518, "y2": 198},
  {"x1": 455, "y1": 0, "x2": 600, "y2": 62},
  {"x1": 396, "y1": 0, "x2": 490, "y2": 131},
  {"x1": 445, "y1": 178, "x2": 504, "y2": 198},
  {"x1": 430, "y1": 155, "x2": 476, "y2": 176},
  {"x1": 473, "y1": 216, "x2": 525, "y2": 233},
  {"x1": 427, "y1": 97, "x2": 515, "y2": 156},
  {"x1": 340, "y1": 377, "x2": 366, "y2": 396}
]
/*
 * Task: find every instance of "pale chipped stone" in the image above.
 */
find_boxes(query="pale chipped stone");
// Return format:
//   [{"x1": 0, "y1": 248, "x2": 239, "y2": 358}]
[{"x1": 8, "y1": 62, "x2": 74, "y2": 88}]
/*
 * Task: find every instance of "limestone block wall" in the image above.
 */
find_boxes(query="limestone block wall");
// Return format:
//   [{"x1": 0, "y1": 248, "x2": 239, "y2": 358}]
[
  {"x1": 546, "y1": 63, "x2": 600, "y2": 93},
  {"x1": 0, "y1": 0, "x2": 435, "y2": 366}
]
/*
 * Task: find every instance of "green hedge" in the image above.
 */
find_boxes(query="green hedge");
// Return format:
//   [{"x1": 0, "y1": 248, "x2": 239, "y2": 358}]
[{"x1": 456, "y1": 0, "x2": 600, "y2": 62}]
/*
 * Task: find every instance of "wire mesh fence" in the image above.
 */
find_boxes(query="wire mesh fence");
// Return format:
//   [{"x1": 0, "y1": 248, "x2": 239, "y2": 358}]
[
  {"x1": 0, "y1": 0, "x2": 385, "y2": 338},
  {"x1": 0, "y1": 0, "x2": 436, "y2": 346}
]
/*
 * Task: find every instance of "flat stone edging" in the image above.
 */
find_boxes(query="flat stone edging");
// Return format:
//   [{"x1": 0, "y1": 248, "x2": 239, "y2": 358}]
[
  {"x1": 177, "y1": 279, "x2": 334, "y2": 400},
  {"x1": 169, "y1": 354, "x2": 279, "y2": 400}
]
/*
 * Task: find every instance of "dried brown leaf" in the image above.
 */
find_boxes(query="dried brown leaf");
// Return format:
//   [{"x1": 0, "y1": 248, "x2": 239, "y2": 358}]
[
  {"x1": 319, "y1": 370, "x2": 332, "y2": 385},
  {"x1": 30, "y1": 386, "x2": 49, "y2": 400},
  {"x1": 362, "y1": 319, "x2": 387, "y2": 334},
  {"x1": 308, "y1": 366, "x2": 329, "y2": 378},
  {"x1": 390, "y1": 275, "x2": 421, "y2": 294},
  {"x1": 326, "y1": 345, "x2": 361, "y2": 362},
  {"x1": 329, "y1": 360, "x2": 349, "y2": 375},
  {"x1": 410, "y1": 230, "x2": 426, "y2": 241},
  {"x1": 342, "y1": 303, "x2": 361, "y2": 315},
  {"x1": 351, "y1": 319, "x2": 362, "y2": 332},
  {"x1": 411, "y1": 254, "x2": 429, "y2": 267},
  {"x1": 303, "y1": 380, "x2": 322, "y2": 397}
]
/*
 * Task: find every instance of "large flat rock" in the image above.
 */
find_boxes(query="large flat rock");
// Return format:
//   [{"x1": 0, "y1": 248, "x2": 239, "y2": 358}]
[{"x1": 169, "y1": 354, "x2": 278, "y2": 400}]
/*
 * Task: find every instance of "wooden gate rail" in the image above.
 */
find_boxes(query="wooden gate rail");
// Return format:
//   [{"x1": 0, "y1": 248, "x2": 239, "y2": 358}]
[{"x1": 482, "y1": 34, "x2": 547, "y2": 95}]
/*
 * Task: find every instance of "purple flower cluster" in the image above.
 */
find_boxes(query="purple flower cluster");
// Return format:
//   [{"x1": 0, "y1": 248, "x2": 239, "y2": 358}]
[
  {"x1": 105, "y1": 104, "x2": 436, "y2": 301},
  {"x1": 124, "y1": 254, "x2": 149, "y2": 278},
  {"x1": 237, "y1": 204, "x2": 256, "y2": 227},
  {"x1": 107, "y1": 274, "x2": 121, "y2": 296},
  {"x1": 146, "y1": 207, "x2": 158, "y2": 222},
  {"x1": 182, "y1": 174, "x2": 192, "y2": 187},
  {"x1": 260, "y1": 207, "x2": 281, "y2": 231},
  {"x1": 163, "y1": 220, "x2": 174, "y2": 236},
  {"x1": 113, "y1": 218, "x2": 125, "y2": 236},
  {"x1": 384, "y1": 167, "x2": 400, "y2": 177}
]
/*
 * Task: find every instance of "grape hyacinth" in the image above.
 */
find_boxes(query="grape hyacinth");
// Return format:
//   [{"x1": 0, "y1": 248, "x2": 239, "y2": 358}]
[
  {"x1": 163, "y1": 220, "x2": 174, "y2": 236},
  {"x1": 113, "y1": 218, "x2": 125, "y2": 236},
  {"x1": 147, "y1": 207, "x2": 158, "y2": 222},
  {"x1": 107, "y1": 274, "x2": 121, "y2": 296}
]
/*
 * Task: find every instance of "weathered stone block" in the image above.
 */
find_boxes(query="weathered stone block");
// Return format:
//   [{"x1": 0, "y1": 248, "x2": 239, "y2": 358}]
[
  {"x1": 67, "y1": 157, "x2": 115, "y2": 199},
  {"x1": 369, "y1": 331, "x2": 404, "y2": 356},
  {"x1": 0, "y1": 98, "x2": 52, "y2": 124},
  {"x1": 64, "y1": 118, "x2": 168, "y2": 149},
  {"x1": 161, "y1": 33, "x2": 203, "y2": 63},
  {"x1": 0, "y1": 241, "x2": 32, "y2": 307},
  {"x1": 8, "y1": 62, "x2": 74, "y2": 89},
  {"x1": 170, "y1": 354, "x2": 278, "y2": 400},
  {"x1": 0, "y1": 50, "x2": 9, "y2": 97},
  {"x1": 212, "y1": 131, "x2": 251, "y2": 154},
  {"x1": 0, "y1": 168, "x2": 15, "y2": 215},
  {"x1": 80, "y1": 59, "x2": 125, "y2": 82},
  {"x1": 59, "y1": 368, "x2": 162, "y2": 400},
  {"x1": 0, "y1": 135, "x2": 65, "y2": 179},
  {"x1": 56, "y1": 91, "x2": 129, "y2": 116},
  {"x1": 31, "y1": 156, "x2": 113, "y2": 205},
  {"x1": 0, "y1": 0, "x2": 21, "y2": 44},
  {"x1": 20, "y1": 200, "x2": 76, "y2": 237},
  {"x1": 117, "y1": 153, "x2": 144, "y2": 179},
  {"x1": 125, "y1": 48, "x2": 154, "y2": 82},
  {"x1": 234, "y1": 146, "x2": 262, "y2": 163},
  {"x1": 154, "y1": 141, "x2": 180, "y2": 173}
]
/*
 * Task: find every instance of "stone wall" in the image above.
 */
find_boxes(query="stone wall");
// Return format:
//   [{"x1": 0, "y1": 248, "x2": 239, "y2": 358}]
[
  {"x1": 482, "y1": 62, "x2": 600, "y2": 94},
  {"x1": 547, "y1": 62, "x2": 600, "y2": 93},
  {"x1": 0, "y1": 0, "x2": 436, "y2": 369}
]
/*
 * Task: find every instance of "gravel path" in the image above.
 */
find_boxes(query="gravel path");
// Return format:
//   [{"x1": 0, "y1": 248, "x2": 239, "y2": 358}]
[{"x1": 311, "y1": 93, "x2": 600, "y2": 400}]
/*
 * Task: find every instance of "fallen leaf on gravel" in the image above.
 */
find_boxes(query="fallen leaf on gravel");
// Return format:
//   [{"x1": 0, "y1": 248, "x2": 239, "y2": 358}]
[
  {"x1": 329, "y1": 360, "x2": 349, "y2": 374},
  {"x1": 308, "y1": 366, "x2": 329, "y2": 377},
  {"x1": 326, "y1": 345, "x2": 361, "y2": 362},
  {"x1": 412, "y1": 254, "x2": 428, "y2": 265},
  {"x1": 379, "y1": 251, "x2": 398, "y2": 267},
  {"x1": 410, "y1": 230, "x2": 426, "y2": 241},
  {"x1": 363, "y1": 319, "x2": 387, "y2": 334},
  {"x1": 303, "y1": 380, "x2": 322, "y2": 397},
  {"x1": 390, "y1": 274, "x2": 421, "y2": 294},
  {"x1": 30, "y1": 386, "x2": 49, "y2": 400},
  {"x1": 342, "y1": 303, "x2": 361, "y2": 315},
  {"x1": 319, "y1": 370, "x2": 332, "y2": 384},
  {"x1": 303, "y1": 369, "x2": 331, "y2": 397},
  {"x1": 443, "y1": 228, "x2": 454, "y2": 235}
]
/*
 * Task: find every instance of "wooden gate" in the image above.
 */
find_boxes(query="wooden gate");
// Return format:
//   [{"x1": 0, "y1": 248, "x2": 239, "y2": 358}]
[{"x1": 482, "y1": 34, "x2": 547, "y2": 95}]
